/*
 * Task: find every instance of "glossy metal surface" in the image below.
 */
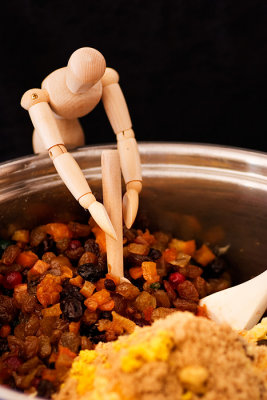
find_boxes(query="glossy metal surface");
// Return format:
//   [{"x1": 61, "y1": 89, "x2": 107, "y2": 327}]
[{"x1": 0, "y1": 142, "x2": 267, "y2": 398}]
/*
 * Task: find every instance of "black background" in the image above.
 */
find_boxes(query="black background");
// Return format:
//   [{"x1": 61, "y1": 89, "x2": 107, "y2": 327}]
[{"x1": 1, "y1": 0, "x2": 267, "y2": 162}]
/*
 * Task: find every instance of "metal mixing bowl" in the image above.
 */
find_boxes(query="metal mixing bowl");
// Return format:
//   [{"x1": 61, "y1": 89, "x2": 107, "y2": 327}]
[{"x1": 0, "y1": 142, "x2": 267, "y2": 399}]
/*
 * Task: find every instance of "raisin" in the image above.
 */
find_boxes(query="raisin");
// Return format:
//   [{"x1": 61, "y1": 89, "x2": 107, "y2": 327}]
[
  {"x1": 59, "y1": 332, "x2": 80, "y2": 354},
  {"x1": 7, "y1": 336, "x2": 24, "y2": 357},
  {"x1": 37, "y1": 379, "x2": 55, "y2": 399},
  {"x1": 111, "y1": 293, "x2": 128, "y2": 316},
  {"x1": 24, "y1": 315, "x2": 40, "y2": 336},
  {"x1": 30, "y1": 226, "x2": 47, "y2": 248},
  {"x1": 177, "y1": 280, "x2": 199, "y2": 302},
  {"x1": 163, "y1": 280, "x2": 177, "y2": 301},
  {"x1": 1, "y1": 245, "x2": 21, "y2": 265},
  {"x1": 104, "y1": 279, "x2": 116, "y2": 291},
  {"x1": 100, "y1": 311, "x2": 113, "y2": 320},
  {"x1": 148, "y1": 248, "x2": 162, "y2": 261},
  {"x1": 180, "y1": 264, "x2": 203, "y2": 279},
  {"x1": 68, "y1": 222, "x2": 91, "y2": 238},
  {"x1": 60, "y1": 281, "x2": 84, "y2": 302},
  {"x1": 38, "y1": 335, "x2": 51, "y2": 359},
  {"x1": 97, "y1": 254, "x2": 108, "y2": 274},
  {"x1": 84, "y1": 239, "x2": 100, "y2": 257},
  {"x1": 60, "y1": 297, "x2": 83, "y2": 322},
  {"x1": 0, "y1": 240, "x2": 14, "y2": 257},
  {"x1": 80, "y1": 336, "x2": 93, "y2": 350},
  {"x1": 154, "y1": 290, "x2": 171, "y2": 308},
  {"x1": 116, "y1": 282, "x2": 140, "y2": 300},
  {"x1": 0, "y1": 337, "x2": 9, "y2": 355},
  {"x1": 65, "y1": 246, "x2": 84, "y2": 260},
  {"x1": 173, "y1": 298, "x2": 198, "y2": 312},
  {"x1": 193, "y1": 276, "x2": 208, "y2": 298},
  {"x1": 131, "y1": 277, "x2": 146, "y2": 291},
  {"x1": 81, "y1": 324, "x2": 105, "y2": 344},
  {"x1": 202, "y1": 257, "x2": 228, "y2": 279},
  {"x1": 78, "y1": 251, "x2": 98, "y2": 266},
  {"x1": 82, "y1": 309, "x2": 99, "y2": 325},
  {"x1": 123, "y1": 226, "x2": 137, "y2": 242},
  {"x1": 41, "y1": 238, "x2": 56, "y2": 254},
  {"x1": 24, "y1": 336, "x2": 39, "y2": 359},
  {"x1": 78, "y1": 263, "x2": 105, "y2": 282},
  {"x1": 134, "y1": 292, "x2": 157, "y2": 312},
  {"x1": 127, "y1": 253, "x2": 152, "y2": 266},
  {"x1": 0, "y1": 295, "x2": 17, "y2": 324}
]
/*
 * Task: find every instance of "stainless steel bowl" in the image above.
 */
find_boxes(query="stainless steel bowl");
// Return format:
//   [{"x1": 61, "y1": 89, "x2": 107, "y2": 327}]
[{"x1": 0, "y1": 142, "x2": 267, "y2": 399}]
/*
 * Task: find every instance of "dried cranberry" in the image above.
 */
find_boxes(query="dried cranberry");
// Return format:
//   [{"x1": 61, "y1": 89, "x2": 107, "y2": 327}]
[
  {"x1": 78, "y1": 263, "x2": 105, "y2": 282},
  {"x1": 104, "y1": 279, "x2": 116, "y2": 291},
  {"x1": 60, "y1": 297, "x2": 83, "y2": 322},
  {"x1": 148, "y1": 248, "x2": 162, "y2": 261},
  {"x1": 68, "y1": 240, "x2": 82, "y2": 250},
  {"x1": 5, "y1": 356, "x2": 23, "y2": 371},
  {"x1": 37, "y1": 379, "x2": 55, "y2": 399},
  {"x1": 3, "y1": 271, "x2": 22, "y2": 289},
  {"x1": 169, "y1": 272, "x2": 186, "y2": 285}
]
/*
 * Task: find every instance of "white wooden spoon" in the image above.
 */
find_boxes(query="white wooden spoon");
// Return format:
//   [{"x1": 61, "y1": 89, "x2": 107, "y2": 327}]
[{"x1": 199, "y1": 269, "x2": 267, "y2": 330}]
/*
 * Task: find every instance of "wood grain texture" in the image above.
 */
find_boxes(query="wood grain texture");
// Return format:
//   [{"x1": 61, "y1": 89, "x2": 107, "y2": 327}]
[
  {"x1": 102, "y1": 82, "x2": 132, "y2": 134},
  {"x1": 101, "y1": 150, "x2": 124, "y2": 278},
  {"x1": 33, "y1": 118, "x2": 85, "y2": 153},
  {"x1": 117, "y1": 136, "x2": 142, "y2": 184},
  {"x1": 66, "y1": 47, "x2": 106, "y2": 93},
  {"x1": 52, "y1": 152, "x2": 92, "y2": 200},
  {"x1": 42, "y1": 67, "x2": 102, "y2": 119},
  {"x1": 20, "y1": 88, "x2": 49, "y2": 110},
  {"x1": 101, "y1": 67, "x2": 119, "y2": 87},
  {"x1": 28, "y1": 102, "x2": 64, "y2": 150}
]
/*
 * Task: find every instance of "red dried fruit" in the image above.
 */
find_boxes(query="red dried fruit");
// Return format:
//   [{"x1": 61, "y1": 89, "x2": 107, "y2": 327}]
[
  {"x1": 169, "y1": 272, "x2": 186, "y2": 285},
  {"x1": 3, "y1": 271, "x2": 22, "y2": 289},
  {"x1": 4, "y1": 356, "x2": 23, "y2": 371}
]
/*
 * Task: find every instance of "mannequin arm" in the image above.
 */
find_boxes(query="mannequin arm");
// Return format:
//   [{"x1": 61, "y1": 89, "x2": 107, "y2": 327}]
[
  {"x1": 101, "y1": 68, "x2": 142, "y2": 228},
  {"x1": 21, "y1": 88, "x2": 116, "y2": 239}
]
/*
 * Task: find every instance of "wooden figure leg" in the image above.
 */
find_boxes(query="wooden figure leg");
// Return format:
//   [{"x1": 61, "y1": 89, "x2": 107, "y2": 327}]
[
  {"x1": 101, "y1": 150, "x2": 124, "y2": 279},
  {"x1": 21, "y1": 88, "x2": 117, "y2": 239}
]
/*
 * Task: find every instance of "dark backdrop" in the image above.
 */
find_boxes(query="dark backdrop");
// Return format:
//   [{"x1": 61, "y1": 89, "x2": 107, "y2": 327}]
[{"x1": 1, "y1": 0, "x2": 267, "y2": 162}]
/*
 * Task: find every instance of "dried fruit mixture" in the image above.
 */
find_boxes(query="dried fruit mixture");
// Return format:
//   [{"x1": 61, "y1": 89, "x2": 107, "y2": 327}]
[{"x1": 0, "y1": 218, "x2": 233, "y2": 398}]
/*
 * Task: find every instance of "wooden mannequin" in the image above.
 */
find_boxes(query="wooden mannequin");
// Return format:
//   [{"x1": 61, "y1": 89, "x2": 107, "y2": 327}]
[{"x1": 21, "y1": 47, "x2": 142, "y2": 230}]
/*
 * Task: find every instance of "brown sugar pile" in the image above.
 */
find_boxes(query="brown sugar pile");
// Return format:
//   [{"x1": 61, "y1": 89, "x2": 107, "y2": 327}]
[{"x1": 55, "y1": 311, "x2": 267, "y2": 400}]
